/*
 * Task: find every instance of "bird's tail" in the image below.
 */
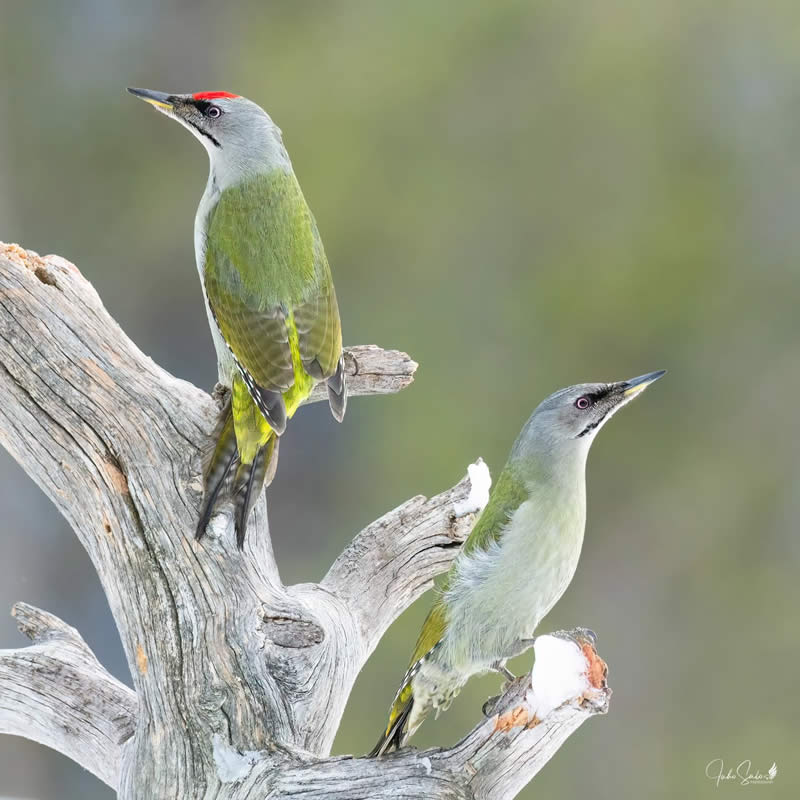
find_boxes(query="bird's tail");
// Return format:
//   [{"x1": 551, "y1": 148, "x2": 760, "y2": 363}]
[
  {"x1": 231, "y1": 434, "x2": 278, "y2": 549},
  {"x1": 326, "y1": 355, "x2": 347, "y2": 422},
  {"x1": 196, "y1": 406, "x2": 238, "y2": 541},
  {"x1": 196, "y1": 397, "x2": 279, "y2": 547},
  {"x1": 368, "y1": 686, "x2": 415, "y2": 757}
]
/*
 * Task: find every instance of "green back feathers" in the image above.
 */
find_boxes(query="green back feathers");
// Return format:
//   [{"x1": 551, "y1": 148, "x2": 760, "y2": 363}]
[
  {"x1": 205, "y1": 170, "x2": 321, "y2": 307},
  {"x1": 204, "y1": 170, "x2": 342, "y2": 397}
]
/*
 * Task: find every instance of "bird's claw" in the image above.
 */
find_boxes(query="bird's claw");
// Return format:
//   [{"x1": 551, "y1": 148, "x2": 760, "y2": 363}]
[
  {"x1": 211, "y1": 382, "x2": 230, "y2": 410},
  {"x1": 490, "y1": 660, "x2": 517, "y2": 684}
]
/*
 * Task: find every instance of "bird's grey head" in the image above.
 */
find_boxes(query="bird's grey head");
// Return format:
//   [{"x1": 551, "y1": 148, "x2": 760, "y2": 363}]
[
  {"x1": 127, "y1": 88, "x2": 290, "y2": 185},
  {"x1": 511, "y1": 371, "x2": 666, "y2": 467}
]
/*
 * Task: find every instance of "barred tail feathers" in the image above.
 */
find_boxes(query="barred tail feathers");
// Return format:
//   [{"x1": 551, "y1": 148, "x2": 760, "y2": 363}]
[
  {"x1": 326, "y1": 355, "x2": 347, "y2": 422},
  {"x1": 197, "y1": 326, "x2": 327, "y2": 545},
  {"x1": 196, "y1": 380, "x2": 280, "y2": 545},
  {"x1": 369, "y1": 684, "x2": 415, "y2": 757},
  {"x1": 232, "y1": 435, "x2": 279, "y2": 549},
  {"x1": 196, "y1": 403, "x2": 238, "y2": 541}
]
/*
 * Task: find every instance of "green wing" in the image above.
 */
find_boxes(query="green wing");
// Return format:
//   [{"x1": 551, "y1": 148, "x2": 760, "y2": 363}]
[
  {"x1": 384, "y1": 601, "x2": 446, "y2": 731},
  {"x1": 204, "y1": 171, "x2": 342, "y2": 397},
  {"x1": 404, "y1": 464, "x2": 529, "y2": 672},
  {"x1": 293, "y1": 276, "x2": 343, "y2": 381},
  {"x1": 409, "y1": 600, "x2": 448, "y2": 668},
  {"x1": 459, "y1": 464, "x2": 529, "y2": 557}
]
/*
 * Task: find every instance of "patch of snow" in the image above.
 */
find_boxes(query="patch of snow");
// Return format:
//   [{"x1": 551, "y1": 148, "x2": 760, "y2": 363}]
[
  {"x1": 524, "y1": 635, "x2": 589, "y2": 720},
  {"x1": 453, "y1": 458, "x2": 491, "y2": 517},
  {"x1": 212, "y1": 734, "x2": 259, "y2": 783}
]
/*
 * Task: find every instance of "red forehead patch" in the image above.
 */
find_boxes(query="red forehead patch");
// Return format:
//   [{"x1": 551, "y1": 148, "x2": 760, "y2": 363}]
[{"x1": 192, "y1": 91, "x2": 239, "y2": 100}]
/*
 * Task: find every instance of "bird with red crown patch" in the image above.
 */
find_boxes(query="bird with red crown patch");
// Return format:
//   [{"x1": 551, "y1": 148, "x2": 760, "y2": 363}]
[{"x1": 127, "y1": 86, "x2": 347, "y2": 548}]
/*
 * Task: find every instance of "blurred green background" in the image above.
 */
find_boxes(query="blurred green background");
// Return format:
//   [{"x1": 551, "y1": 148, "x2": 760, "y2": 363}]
[{"x1": 1, "y1": 1, "x2": 799, "y2": 797}]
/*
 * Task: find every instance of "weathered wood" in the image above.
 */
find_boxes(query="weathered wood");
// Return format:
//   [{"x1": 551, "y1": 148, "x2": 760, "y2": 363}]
[
  {"x1": 0, "y1": 603, "x2": 136, "y2": 787},
  {"x1": 321, "y1": 471, "x2": 481, "y2": 652},
  {"x1": 0, "y1": 242, "x2": 609, "y2": 798}
]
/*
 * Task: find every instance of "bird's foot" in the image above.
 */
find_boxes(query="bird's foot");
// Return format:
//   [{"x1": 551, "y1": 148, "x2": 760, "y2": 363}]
[
  {"x1": 211, "y1": 382, "x2": 231, "y2": 410},
  {"x1": 490, "y1": 661, "x2": 517, "y2": 683}
]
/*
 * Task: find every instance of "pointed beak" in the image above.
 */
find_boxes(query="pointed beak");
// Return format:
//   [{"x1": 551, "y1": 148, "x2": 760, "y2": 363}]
[
  {"x1": 127, "y1": 87, "x2": 175, "y2": 111},
  {"x1": 619, "y1": 369, "x2": 666, "y2": 398}
]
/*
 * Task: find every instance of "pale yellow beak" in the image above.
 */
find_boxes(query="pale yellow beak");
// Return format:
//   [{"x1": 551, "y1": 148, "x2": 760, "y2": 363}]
[
  {"x1": 127, "y1": 87, "x2": 174, "y2": 111},
  {"x1": 621, "y1": 370, "x2": 666, "y2": 397}
]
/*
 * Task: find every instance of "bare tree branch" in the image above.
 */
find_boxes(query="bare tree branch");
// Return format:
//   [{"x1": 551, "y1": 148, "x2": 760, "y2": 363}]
[
  {"x1": 0, "y1": 603, "x2": 136, "y2": 789},
  {"x1": 322, "y1": 465, "x2": 486, "y2": 653},
  {"x1": 213, "y1": 637, "x2": 611, "y2": 800},
  {"x1": 0, "y1": 242, "x2": 609, "y2": 799},
  {"x1": 307, "y1": 345, "x2": 418, "y2": 403}
]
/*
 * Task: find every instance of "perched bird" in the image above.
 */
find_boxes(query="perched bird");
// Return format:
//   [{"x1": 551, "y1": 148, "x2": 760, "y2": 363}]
[
  {"x1": 370, "y1": 370, "x2": 665, "y2": 755},
  {"x1": 128, "y1": 87, "x2": 347, "y2": 547}
]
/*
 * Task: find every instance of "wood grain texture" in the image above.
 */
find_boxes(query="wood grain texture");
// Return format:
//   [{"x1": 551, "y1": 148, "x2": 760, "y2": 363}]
[
  {"x1": 0, "y1": 603, "x2": 136, "y2": 788},
  {"x1": 0, "y1": 242, "x2": 609, "y2": 798}
]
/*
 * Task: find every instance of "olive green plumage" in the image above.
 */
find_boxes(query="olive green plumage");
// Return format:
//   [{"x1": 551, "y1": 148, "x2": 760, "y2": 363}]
[
  {"x1": 199, "y1": 171, "x2": 346, "y2": 545},
  {"x1": 204, "y1": 171, "x2": 342, "y2": 401},
  {"x1": 204, "y1": 170, "x2": 342, "y2": 436}
]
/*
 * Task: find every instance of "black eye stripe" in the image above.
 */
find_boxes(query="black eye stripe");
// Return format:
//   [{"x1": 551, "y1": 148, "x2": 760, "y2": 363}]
[
  {"x1": 190, "y1": 98, "x2": 222, "y2": 118},
  {"x1": 192, "y1": 98, "x2": 212, "y2": 114},
  {"x1": 575, "y1": 385, "x2": 614, "y2": 409}
]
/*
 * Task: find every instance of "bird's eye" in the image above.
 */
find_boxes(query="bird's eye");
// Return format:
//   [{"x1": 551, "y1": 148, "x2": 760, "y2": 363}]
[
  {"x1": 206, "y1": 105, "x2": 222, "y2": 119},
  {"x1": 575, "y1": 396, "x2": 592, "y2": 410}
]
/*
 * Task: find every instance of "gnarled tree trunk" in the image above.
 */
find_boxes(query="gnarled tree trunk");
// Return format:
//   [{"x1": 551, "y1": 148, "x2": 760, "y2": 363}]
[{"x1": 0, "y1": 242, "x2": 609, "y2": 799}]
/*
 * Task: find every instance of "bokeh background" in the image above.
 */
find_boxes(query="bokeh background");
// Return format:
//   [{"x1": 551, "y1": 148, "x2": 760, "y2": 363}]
[{"x1": 1, "y1": 1, "x2": 799, "y2": 797}]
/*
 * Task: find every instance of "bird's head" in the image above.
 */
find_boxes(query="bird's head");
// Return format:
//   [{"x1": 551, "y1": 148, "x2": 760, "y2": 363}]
[
  {"x1": 127, "y1": 87, "x2": 289, "y2": 183},
  {"x1": 512, "y1": 370, "x2": 666, "y2": 466}
]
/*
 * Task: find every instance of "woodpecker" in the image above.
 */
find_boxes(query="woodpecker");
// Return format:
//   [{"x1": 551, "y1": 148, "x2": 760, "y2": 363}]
[
  {"x1": 370, "y1": 370, "x2": 665, "y2": 755},
  {"x1": 128, "y1": 87, "x2": 346, "y2": 548}
]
